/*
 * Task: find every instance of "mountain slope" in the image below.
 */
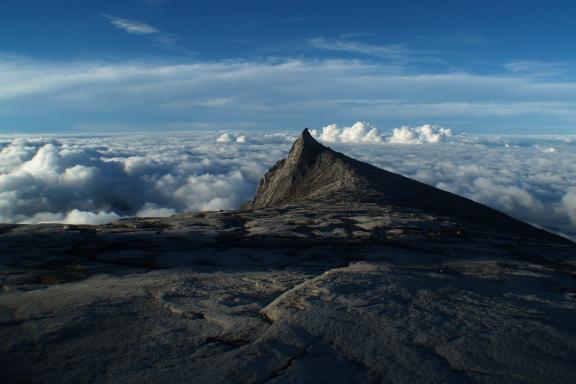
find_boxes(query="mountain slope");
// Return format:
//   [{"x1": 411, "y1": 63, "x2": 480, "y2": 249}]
[{"x1": 250, "y1": 128, "x2": 566, "y2": 242}]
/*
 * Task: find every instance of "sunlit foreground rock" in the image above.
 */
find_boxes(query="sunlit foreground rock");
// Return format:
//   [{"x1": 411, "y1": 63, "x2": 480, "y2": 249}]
[{"x1": 1, "y1": 130, "x2": 576, "y2": 383}]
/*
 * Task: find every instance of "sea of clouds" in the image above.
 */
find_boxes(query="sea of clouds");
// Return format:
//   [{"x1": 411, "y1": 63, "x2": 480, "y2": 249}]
[{"x1": 1, "y1": 122, "x2": 575, "y2": 239}]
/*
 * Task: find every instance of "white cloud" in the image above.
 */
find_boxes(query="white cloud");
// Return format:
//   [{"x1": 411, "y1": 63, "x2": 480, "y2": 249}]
[
  {"x1": 162, "y1": 98, "x2": 232, "y2": 109},
  {"x1": 154, "y1": 33, "x2": 179, "y2": 46},
  {"x1": 309, "y1": 37, "x2": 410, "y2": 60},
  {"x1": 3, "y1": 55, "x2": 576, "y2": 133},
  {"x1": 198, "y1": 98, "x2": 232, "y2": 107},
  {"x1": 503, "y1": 60, "x2": 576, "y2": 79},
  {"x1": 388, "y1": 124, "x2": 452, "y2": 144},
  {"x1": 314, "y1": 121, "x2": 384, "y2": 143},
  {"x1": 534, "y1": 145, "x2": 558, "y2": 153},
  {"x1": 104, "y1": 15, "x2": 159, "y2": 34},
  {"x1": 136, "y1": 202, "x2": 175, "y2": 217},
  {"x1": 216, "y1": 133, "x2": 249, "y2": 144},
  {"x1": 0, "y1": 133, "x2": 285, "y2": 225},
  {"x1": 103, "y1": 14, "x2": 179, "y2": 47},
  {"x1": 64, "y1": 209, "x2": 121, "y2": 225},
  {"x1": 216, "y1": 133, "x2": 233, "y2": 143},
  {"x1": 312, "y1": 122, "x2": 451, "y2": 144},
  {"x1": 18, "y1": 209, "x2": 120, "y2": 225}
]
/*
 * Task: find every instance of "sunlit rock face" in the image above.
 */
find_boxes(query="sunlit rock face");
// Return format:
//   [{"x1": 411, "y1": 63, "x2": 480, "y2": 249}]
[{"x1": 1, "y1": 130, "x2": 575, "y2": 384}]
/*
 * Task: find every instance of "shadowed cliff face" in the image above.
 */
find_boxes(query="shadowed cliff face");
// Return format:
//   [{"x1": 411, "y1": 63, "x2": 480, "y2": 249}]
[
  {"x1": 249, "y1": 128, "x2": 358, "y2": 208},
  {"x1": 250, "y1": 129, "x2": 567, "y2": 243}
]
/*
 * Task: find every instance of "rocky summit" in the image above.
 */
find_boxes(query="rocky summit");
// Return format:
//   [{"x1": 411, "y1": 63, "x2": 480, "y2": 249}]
[{"x1": 1, "y1": 130, "x2": 576, "y2": 384}]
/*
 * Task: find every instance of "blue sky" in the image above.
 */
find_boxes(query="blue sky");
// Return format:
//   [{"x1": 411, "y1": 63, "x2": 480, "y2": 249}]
[{"x1": 2, "y1": 0, "x2": 576, "y2": 133}]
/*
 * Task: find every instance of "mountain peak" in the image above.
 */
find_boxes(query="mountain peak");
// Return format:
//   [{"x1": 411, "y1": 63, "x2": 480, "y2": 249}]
[
  {"x1": 287, "y1": 128, "x2": 326, "y2": 162},
  {"x1": 248, "y1": 128, "x2": 354, "y2": 209},
  {"x1": 247, "y1": 128, "x2": 566, "y2": 242},
  {"x1": 299, "y1": 127, "x2": 315, "y2": 143}
]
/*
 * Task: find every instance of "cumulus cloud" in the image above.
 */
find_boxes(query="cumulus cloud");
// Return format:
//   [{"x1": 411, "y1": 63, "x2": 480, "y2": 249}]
[
  {"x1": 534, "y1": 145, "x2": 558, "y2": 153},
  {"x1": 0, "y1": 131, "x2": 575, "y2": 241},
  {"x1": 216, "y1": 133, "x2": 233, "y2": 143},
  {"x1": 388, "y1": 124, "x2": 452, "y2": 144},
  {"x1": 312, "y1": 122, "x2": 451, "y2": 144},
  {"x1": 216, "y1": 133, "x2": 247, "y2": 144},
  {"x1": 313, "y1": 121, "x2": 384, "y2": 144},
  {"x1": 64, "y1": 210, "x2": 121, "y2": 225}
]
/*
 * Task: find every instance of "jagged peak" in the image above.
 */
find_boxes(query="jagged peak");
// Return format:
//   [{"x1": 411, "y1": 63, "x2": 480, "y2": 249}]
[
  {"x1": 246, "y1": 128, "x2": 567, "y2": 243},
  {"x1": 287, "y1": 128, "x2": 326, "y2": 163},
  {"x1": 298, "y1": 128, "x2": 319, "y2": 147},
  {"x1": 248, "y1": 128, "x2": 352, "y2": 209}
]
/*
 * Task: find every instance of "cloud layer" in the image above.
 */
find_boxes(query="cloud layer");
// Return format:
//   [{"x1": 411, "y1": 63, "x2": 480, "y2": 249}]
[
  {"x1": 0, "y1": 129, "x2": 575, "y2": 240},
  {"x1": 2, "y1": 55, "x2": 576, "y2": 133},
  {"x1": 0, "y1": 133, "x2": 288, "y2": 224}
]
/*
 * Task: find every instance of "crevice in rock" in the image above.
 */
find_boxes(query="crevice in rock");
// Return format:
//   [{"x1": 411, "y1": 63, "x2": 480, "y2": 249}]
[
  {"x1": 204, "y1": 336, "x2": 252, "y2": 348},
  {"x1": 261, "y1": 346, "x2": 311, "y2": 383},
  {"x1": 259, "y1": 268, "x2": 337, "y2": 322}
]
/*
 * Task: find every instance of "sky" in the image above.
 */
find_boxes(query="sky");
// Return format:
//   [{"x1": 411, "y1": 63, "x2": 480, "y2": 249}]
[{"x1": 1, "y1": 0, "x2": 576, "y2": 133}]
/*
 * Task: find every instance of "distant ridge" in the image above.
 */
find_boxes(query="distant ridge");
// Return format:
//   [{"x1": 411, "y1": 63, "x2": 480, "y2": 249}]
[{"x1": 249, "y1": 128, "x2": 568, "y2": 242}]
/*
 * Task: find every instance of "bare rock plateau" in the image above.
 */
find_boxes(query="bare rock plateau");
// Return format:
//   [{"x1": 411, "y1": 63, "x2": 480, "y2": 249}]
[{"x1": 1, "y1": 129, "x2": 576, "y2": 383}]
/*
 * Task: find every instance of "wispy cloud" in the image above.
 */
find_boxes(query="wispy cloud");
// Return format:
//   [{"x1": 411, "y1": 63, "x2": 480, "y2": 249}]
[
  {"x1": 102, "y1": 14, "x2": 179, "y2": 48},
  {"x1": 503, "y1": 60, "x2": 576, "y2": 80},
  {"x1": 154, "y1": 33, "x2": 179, "y2": 46},
  {"x1": 2, "y1": 56, "x2": 576, "y2": 133},
  {"x1": 308, "y1": 36, "x2": 448, "y2": 68},
  {"x1": 309, "y1": 36, "x2": 410, "y2": 60},
  {"x1": 162, "y1": 98, "x2": 232, "y2": 108},
  {"x1": 104, "y1": 15, "x2": 159, "y2": 35}
]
